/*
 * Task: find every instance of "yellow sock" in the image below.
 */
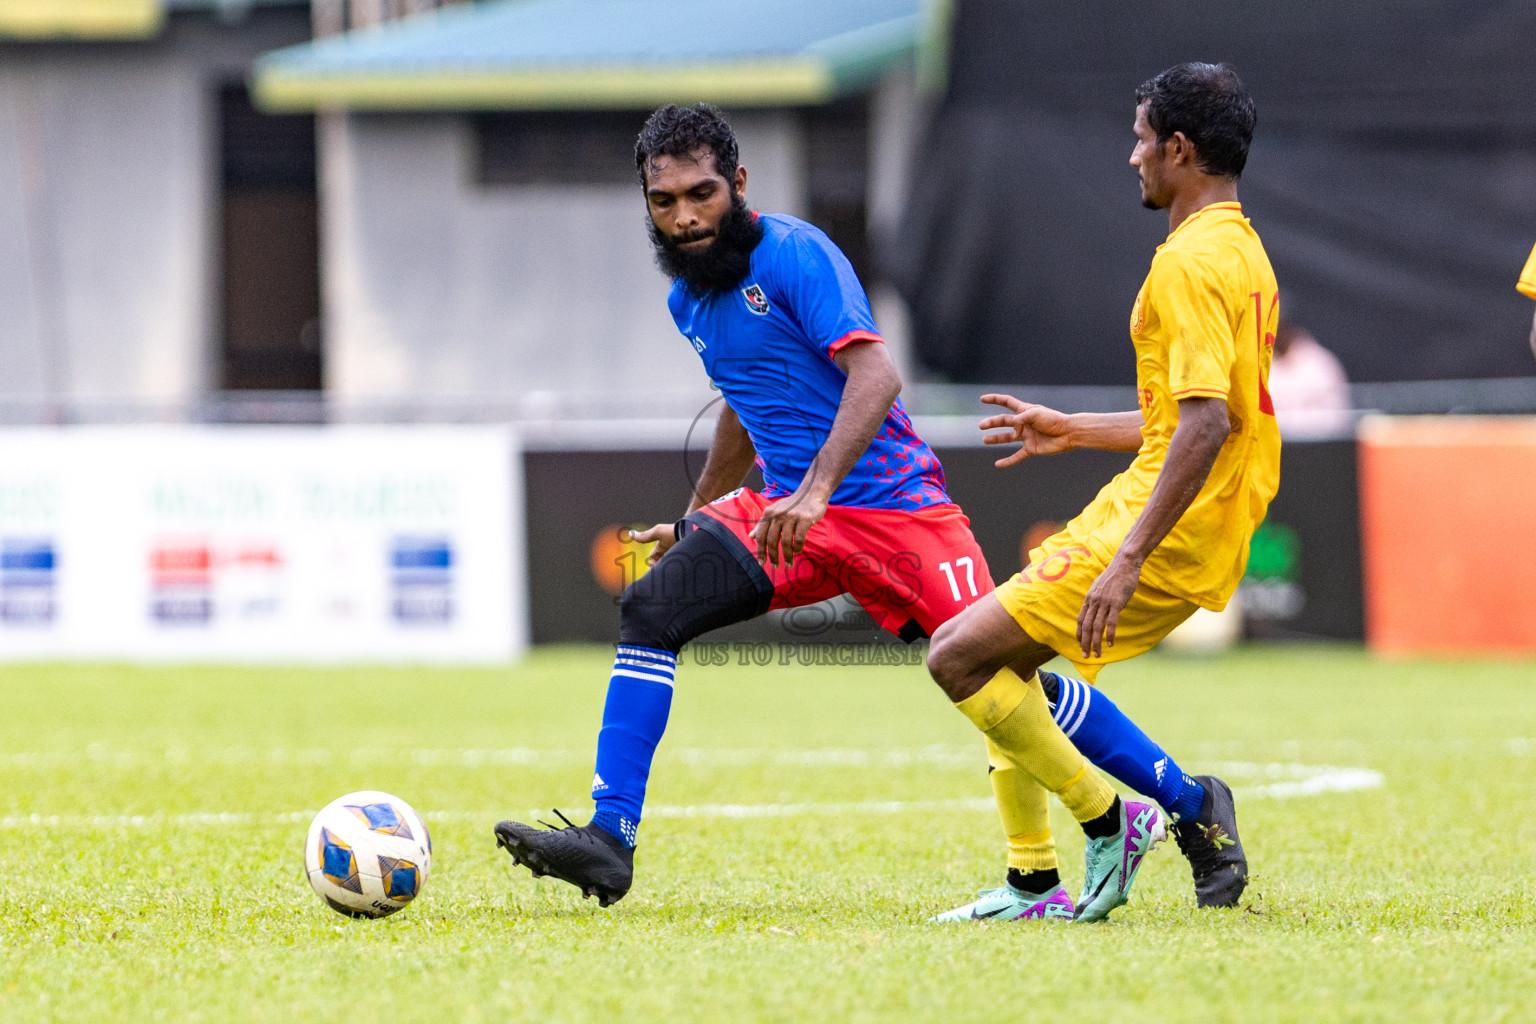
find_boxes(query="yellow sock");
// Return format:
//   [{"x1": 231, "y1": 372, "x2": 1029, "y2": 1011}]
[
  {"x1": 986, "y1": 736, "x2": 1056, "y2": 872},
  {"x1": 958, "y1": 667, "x2": 1116, "y2": 824}
]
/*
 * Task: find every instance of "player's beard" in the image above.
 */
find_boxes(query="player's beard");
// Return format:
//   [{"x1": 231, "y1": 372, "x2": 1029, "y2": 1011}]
[
  {"x1": 1138, "y1": 158, "x2": 1168, "y2": 210},
  {"x1": 649, "y1": 196, "x2": 765, "y2": 298}
]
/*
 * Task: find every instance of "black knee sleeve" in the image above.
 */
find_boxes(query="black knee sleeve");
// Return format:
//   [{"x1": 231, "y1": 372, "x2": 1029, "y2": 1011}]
[
  {"x1": 618, "y1": 514, "x2": 774, "y2": 653},
  {"x1": 1037, "y1": 668, "x2": 1060, "y2": 706}
]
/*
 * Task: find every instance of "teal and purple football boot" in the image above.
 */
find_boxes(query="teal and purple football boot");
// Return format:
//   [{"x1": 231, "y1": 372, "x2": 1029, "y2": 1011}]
[
  {"x1": 1074, "y1": 798, "x2": 1167, "y2": 922},
  {"x1": 930, "y1": 884, "x2": 1076, "y2": 923}
]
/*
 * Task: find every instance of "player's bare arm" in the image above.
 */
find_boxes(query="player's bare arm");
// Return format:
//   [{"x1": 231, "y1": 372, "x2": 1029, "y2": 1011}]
[
  {"x1": 979, "y1": 393, "x2": 1142, "y2": 466},
  {"x1": 1076, "y1": 396, "x2": 1230, "y2": 657},
  {"x1": 630, "y1": 403, "x2": 756, "y2": 565},
  {"x1": 752, "y1": 340, "x2": 902, "y2": 566},
  {"x1": 685, "y1": 403, "x2": 757, "y2": 514}
]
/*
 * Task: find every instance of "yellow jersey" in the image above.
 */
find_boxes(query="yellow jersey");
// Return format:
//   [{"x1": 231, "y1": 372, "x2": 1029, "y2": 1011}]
[
  {"x1": 1519, "y1": 242, "x2": 1536, "y2": 300},
  {"x1": 1060, "y1": 201, "x2": 1282, "y2": 610}
]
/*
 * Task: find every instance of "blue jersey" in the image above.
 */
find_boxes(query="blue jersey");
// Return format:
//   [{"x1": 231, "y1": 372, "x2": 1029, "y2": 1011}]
[{"x1": 668, "y1": 214, "x2": 950, "y2": 511}]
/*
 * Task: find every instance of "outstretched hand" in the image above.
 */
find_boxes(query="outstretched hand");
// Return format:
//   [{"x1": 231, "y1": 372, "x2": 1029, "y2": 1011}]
[
  {"x1": 629, "y1": 523, "x2": 677, "y2": 567},
  {"x1": 978, "y1": 393, "x2": 1075, "y2": 468}
]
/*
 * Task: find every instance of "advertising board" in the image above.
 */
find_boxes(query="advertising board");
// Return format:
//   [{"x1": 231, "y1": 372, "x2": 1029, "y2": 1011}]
[
  {"x1": 524, "y1": 439, "x2": 1363, "y2": 645},
  {"x1": 0, "y1": 427, "x2": 523, "y2": 662}
]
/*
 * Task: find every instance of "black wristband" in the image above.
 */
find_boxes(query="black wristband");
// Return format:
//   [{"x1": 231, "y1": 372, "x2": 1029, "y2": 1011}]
[{"x1": 672, "y1": 519, "x2": 686, "y2": 543}]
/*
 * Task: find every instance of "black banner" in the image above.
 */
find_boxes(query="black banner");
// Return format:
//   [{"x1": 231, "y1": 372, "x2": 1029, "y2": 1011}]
[
  {"x1": 524, "y1": 440, "x2": 1362, "y2": 645},
  {"x1": 886, "y1": 0, "x2": 1536, "y2": 385}
]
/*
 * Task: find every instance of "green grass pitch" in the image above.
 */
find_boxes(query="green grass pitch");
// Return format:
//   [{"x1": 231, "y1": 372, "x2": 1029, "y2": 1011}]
[{"x1": 2, "y1": 645, "x2": 1534, "y2": 1022}]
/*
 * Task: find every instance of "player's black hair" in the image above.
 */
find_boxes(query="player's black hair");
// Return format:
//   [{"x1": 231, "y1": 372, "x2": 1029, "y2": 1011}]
[
  {"x1": 1135, "y1": 63, "x2": 1256, "y2": 180},
  {"x1": 635, "y1": 103, "x2": 740, "y2": 185}
]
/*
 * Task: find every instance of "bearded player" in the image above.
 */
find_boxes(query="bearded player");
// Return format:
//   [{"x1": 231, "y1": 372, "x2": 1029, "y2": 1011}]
[
  {"x1": 494, "y1": 102, "x2": 1241, "y2": 922},
  {"x1": 926, "y1": 62, "x2": 1276, "y2": 920}
]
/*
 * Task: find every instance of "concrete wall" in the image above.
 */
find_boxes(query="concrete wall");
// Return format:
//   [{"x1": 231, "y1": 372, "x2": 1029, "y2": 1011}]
[
  {"x1": 0, "y1": 21, "x2": 915, "y2": 417},
  {"x1": 866, "y1": 69, "x2": 922, "y2": 379},
  {"x1": 0, "y1": 56, "x2": 208, "y2": 405},
  {"x1": 0, "y1": 11, "x2": 310, "y2": 413},
  {"x1": 321, "y1": 109, "x2": 808, "y2": 409}
]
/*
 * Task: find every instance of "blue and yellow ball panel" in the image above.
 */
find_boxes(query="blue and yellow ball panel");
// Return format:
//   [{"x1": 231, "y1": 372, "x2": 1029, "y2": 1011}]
[
  {"x1": 346, "y1": 802, "x2": 414, "y2": 839},
  {"x1": 377, "y1": 856, "x2": 420, "y2": 901},
  {"x1": 319, "y1": 828, "x2": 363, "y2": 893}
]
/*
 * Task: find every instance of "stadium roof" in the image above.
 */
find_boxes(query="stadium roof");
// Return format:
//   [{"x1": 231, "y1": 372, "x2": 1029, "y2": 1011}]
[
  {"x1": 253, "y1": 0, "x2": 931, "y2": 112},
  {"x1": 166, "y1": 0, "x2": 307, "y2": 9},
  {"x1": 0, "y1": 0, "x2": 162, "y2": 39},
  {"x1": 0, "y1": 0, "x2": 308, "y2": 42}
]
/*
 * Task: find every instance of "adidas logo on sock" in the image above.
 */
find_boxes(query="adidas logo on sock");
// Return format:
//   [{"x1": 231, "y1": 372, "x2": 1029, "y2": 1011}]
[
  {"x1": 1153, "y1": 757, "x2": 1168, "y2": 785},
  {"x1": 591, "y1": 773, "x2": 608, "y2": 791}
]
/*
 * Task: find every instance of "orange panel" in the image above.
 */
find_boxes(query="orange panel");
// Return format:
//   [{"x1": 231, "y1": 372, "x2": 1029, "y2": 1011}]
[{"x1": 1359, "y1": 417, "x2": 1536, "y2": 655}]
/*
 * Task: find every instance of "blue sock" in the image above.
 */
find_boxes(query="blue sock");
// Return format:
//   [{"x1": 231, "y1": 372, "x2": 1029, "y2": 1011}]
[
  {"x1": 1040, "y1": 669, "x2": 1206, "y2": 823},
  {"x1": 588, "y1": 645, "x2": 676, "y2": 848}
]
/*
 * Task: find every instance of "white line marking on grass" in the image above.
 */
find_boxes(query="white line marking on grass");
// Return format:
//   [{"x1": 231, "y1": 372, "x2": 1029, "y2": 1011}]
[
  {"x1": 0, "y1": 764, "x2": 1382, "y2": 830},
  {"x1": 672, "y1": 746, "x2": 981, "y2": 768},
  {"x1": 1201, "y1": 761, "x2": 1386, "y2": 798},
  {"x1": 1239, "y1": 768, "x2": 1385, "y2": 799},
  {"x1": 0, "y1": 747, "x2": 1397, "y2": 792},
  {"x1": 0, "y1": 811, "x2": 314, "y2": 829},
  {"x1": 0, "y1": 745, "x2": 981, "y2": 770},
  {"x1": 0, "y1": 802, "x2": 1003, "y2": 830},
  {"x1": 597, "y1": 799, "x2": 1000, "y2": 820}
]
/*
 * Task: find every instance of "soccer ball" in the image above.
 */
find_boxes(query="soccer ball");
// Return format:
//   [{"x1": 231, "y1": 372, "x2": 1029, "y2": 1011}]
[{"x1": 304, "y1": 790, "x2": 432, "y2": 919}]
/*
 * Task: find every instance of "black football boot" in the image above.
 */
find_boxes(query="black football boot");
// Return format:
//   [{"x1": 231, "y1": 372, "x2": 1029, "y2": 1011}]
[
  {"x1": 1171, "y1": 774, "x2": 1249, "y2": 908},
  {"x1": 494, "y1": 810, "x2": 634, "y2": 907}
]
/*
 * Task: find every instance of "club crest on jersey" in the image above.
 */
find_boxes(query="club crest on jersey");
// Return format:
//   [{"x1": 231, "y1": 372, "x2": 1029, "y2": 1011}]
[{"x1": 741, "y1": 283, "x2": 770, "y2": 315}]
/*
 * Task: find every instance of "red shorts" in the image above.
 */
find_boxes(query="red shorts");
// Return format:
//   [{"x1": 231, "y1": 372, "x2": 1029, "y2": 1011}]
[{"x1": 695, "y1": 488, "x2": 994, "y2": 640}]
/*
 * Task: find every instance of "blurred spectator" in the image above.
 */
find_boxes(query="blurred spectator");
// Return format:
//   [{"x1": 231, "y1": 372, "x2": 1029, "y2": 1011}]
[
  {"x1": 1519, "y1": 242, "x2": 1536, "y2": 362},
  {"x1": 1268, "y1": 320, "x2": 1352, "y2": 439}
]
